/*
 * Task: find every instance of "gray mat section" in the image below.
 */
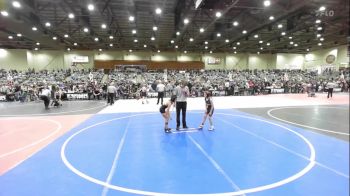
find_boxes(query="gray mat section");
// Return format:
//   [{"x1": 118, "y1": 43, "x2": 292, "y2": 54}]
[
  {"x1": 0, "y1": 100, "x2": 107, "y2": 117},
  {"x1": 236, "y1": 105, "x2": 349, "y2": 141}
]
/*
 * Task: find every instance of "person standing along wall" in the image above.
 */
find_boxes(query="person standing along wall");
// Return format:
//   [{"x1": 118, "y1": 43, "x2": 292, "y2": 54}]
[
  {"x1": 156, "y1": 80, "x2": 165, "y2": 105},
  {"x1": 327, "y1": 80, "x2": 336, "y2": 98},
  {"x1": 107, "y1": 82, "x2": 117, "y2": 105}
]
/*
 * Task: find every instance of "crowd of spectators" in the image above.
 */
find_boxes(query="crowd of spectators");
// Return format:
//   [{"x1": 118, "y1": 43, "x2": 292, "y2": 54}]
[
  {"x1": 0, "y1": 67, "x2": 349, "y2": 103},
  {"x1": 0, "y1": 68, "x2": 105, "y2": 102},
  {"x1": 106, "y1": 68, "x2": 349, "y2": 98}
]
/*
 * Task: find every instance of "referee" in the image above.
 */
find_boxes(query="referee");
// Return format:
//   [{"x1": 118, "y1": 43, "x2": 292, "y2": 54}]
[
  {"x1": 107, "y1": 82, "x2": 117, "y2": 105},
  {"x1": 174, "y1": 80, "x2": 189, "y2": 130},
  {"x1": 40, "y1": 86, "x2": 51, "y2": 109},
  {"x1": 156, "y1": 80, "x2": 165, "y2": 105}
]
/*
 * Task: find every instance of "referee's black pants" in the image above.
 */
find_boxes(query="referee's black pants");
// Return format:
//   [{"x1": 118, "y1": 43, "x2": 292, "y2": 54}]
[
  {"x1": 157, "y1": 92, "x2": 164, "y2": 105},
  {"x1": 176, "y1": 101, "x2": 187, "y2": 128},
  {"x1": 41, "y1": 95, "x2": 50, "y2": 109},
  {"x1": 327, "y1": 88, "x2": 333, "y2": 98},
  {"x1": 107, "y1": 93, "x2": 115, "y2": 105}
]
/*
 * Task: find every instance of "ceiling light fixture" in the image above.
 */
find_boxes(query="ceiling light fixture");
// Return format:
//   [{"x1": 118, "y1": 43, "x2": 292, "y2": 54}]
[
  {"x1": 32, "y1": 27, "x2": 37, "y2": 31},
  {"x1": 269, "y1": 16, "x2": 274, "y2": 20},
  {"x1": 68, "y1": 13, "x2": 75, "y2": 19},
  {"x1": 200, "y1": 28, "x2": 205, "y2": 33},
  {"x1": 319, "y1": 6, "x2": 326, "y2": 11},
  {"x1": 12, "y1": 1, "x2": 21, "y2": 8},
  {"x1": 155, "y1": 8, "x2": 162, "y2": 15},
  {"x1": 1, "y1": 11, "x2": 9, "y2": 17},
  {"x1": 129, "y1": 16, "x2": 135, "y2": 21},
  {"x1": 45, "y1": 22, "x2": 51, "y2": 27},
  {"x1": 101, "y1": 24, "x2": 107, "y2": 29},
  {"x1": 184, "y1": 18, "x2": 189, "y2": 24},
  {"x1": 242, "y1": 30, "x2": 247, "y2": 34},
  {"x1": 264, "y1": 0, "x2": 271, "y2": 7},
  {"x1": 87, "y1": 4, "x2": 95, "y2": 11},
  {"x1": 215, "y1": 12, "x2": 222, "y2": 18}
]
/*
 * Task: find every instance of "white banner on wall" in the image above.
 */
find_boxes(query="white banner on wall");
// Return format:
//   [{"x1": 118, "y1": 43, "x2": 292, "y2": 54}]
[
  {"x1": 67, "y1": 93, "x2": 88, "y2": 99},
  {"x1": 286, "y1": 64, "x2": 302, "y2": 69},
  {"x1": 207, "y1": 57, "x2": 221, "y2": 65},
  {"x1": 72, "y1": 56, "x2": 89, "y2": 63}
]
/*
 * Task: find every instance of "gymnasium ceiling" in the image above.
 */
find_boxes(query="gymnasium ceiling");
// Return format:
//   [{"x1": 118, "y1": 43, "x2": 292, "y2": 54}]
[{"x1": 0, "y1": 0, "x2": 349, "y2": 54}]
